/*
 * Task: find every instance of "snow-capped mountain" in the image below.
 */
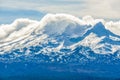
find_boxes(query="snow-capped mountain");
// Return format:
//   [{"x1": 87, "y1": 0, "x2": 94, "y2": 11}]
[
  {"x1": 0, "y1": 14, "x2": 120, "y2": 63},
  {"x1": 70, "y1": 22, "x2": 120, "y2": 54}
]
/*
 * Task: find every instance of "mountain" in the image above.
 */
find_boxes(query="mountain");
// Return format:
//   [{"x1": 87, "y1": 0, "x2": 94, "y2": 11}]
[
  {"x1": 0, "y1": 13, "x2": 120, "y2": 63},
  {"x1": 70, "y1": 22, "x2": 120, "y2": 54}
]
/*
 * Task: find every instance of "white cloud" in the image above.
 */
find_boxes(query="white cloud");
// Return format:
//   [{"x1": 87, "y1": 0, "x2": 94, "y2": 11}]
[
  {"x1": 82, "y1": 0, "x2": 120, "y2": 19},
  {"x1": 105, "y1": 21, "x2": 120, "y2": 35}
]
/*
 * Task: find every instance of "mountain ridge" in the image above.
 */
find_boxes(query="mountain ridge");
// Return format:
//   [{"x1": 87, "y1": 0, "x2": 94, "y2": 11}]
[{"x1": 0, "y1": 14, "x2": 119, "y2": 57}]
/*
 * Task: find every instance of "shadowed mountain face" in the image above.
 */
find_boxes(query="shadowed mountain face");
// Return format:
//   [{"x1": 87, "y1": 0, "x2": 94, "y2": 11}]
[
  {"x1": 0, "y1": 14, "x2": 120, "y2": 79},
  {"x1": 88, "y1": 22, "x2": 120, "y2": 37},
  {"x1": 87, "y1": 22, "x2": 110, "y2": 37}
]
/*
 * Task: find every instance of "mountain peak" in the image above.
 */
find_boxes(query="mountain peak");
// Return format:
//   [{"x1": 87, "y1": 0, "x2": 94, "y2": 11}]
[{"x1": 92, "y1": 22, "x2": 109, "y2": 37}]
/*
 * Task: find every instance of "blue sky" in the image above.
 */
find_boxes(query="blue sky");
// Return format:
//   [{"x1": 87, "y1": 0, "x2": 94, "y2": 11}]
[{"x1": 0, "y1": 0, "x2": 120, "y2": 24}]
